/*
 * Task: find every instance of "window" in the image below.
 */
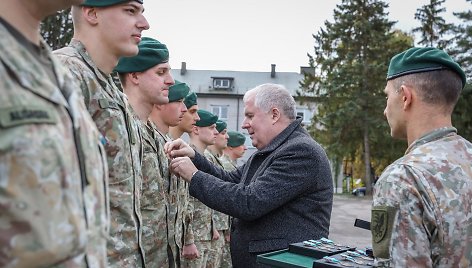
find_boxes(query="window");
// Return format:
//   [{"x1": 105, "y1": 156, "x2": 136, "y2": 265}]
[
  {"x1": 296, "y1": 108, "x2": 312, "y2": 124},
  {"x1": 212, "y1": 77, "x2": 233, "y2": 90},
  {"x1": 211, "y1": 105, "x2": 228, "y2": 121}
]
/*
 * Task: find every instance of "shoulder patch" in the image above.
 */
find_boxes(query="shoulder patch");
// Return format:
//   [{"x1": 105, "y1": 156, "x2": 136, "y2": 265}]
[
  {"x1": 0, "y1": 106, "x2": 57, "y2": 127},
  {"x1": 372, "y1": 207, "x2": 388, "y2": 243},
  {"x1": 371, "y1": 205, "x2": 398, "y2": 259}
]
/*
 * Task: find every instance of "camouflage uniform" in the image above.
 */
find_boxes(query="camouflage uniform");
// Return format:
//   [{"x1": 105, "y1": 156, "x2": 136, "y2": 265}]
[
  {"x1": 140, "y1": 121, "x2": 171, "y2": 267},
  {"x1": 54, "y1": 40, "x2": 145, "y2": 267},
  {"x1": 0, "y1": 23, "x2": 108, "y2": 267},
  {"x1": 219, "y1": 154, "x2": 236, "y2": 268},
  {"x1": 181, "y1": 147, "x2": 214, "y2": 268},
  {"x1": 154, "y1": 129, "x2": 178, "y2": 267},
  {"x1": 372, "y1": 127, "x2": 472, "y2": 267},
  {"x1": 204, "y1": 150, "x2": 228, "y2": 268}
]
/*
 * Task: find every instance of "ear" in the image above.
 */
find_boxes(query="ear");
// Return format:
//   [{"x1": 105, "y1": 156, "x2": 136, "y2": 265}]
[
  {"x1": 82, "y1": 7, "x2": 99, "y2": 26},
  {"x1": 401, "y1": 85, "x2": 413, "y2": 110},
  {"x1": 129, "y1": 72, "x2": 140, "y2": 85},
  {"x1": 192, "y1": 126, "x2": 199, "y2": 135},
  {"x1": 271, "y1": 107, "x2": 281, "y2": 124}
]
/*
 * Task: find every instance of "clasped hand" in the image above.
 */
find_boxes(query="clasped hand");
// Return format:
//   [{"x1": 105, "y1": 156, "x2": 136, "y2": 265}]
[{"x1": 164, "y1": 138, "x2": 198, "y2": 182}]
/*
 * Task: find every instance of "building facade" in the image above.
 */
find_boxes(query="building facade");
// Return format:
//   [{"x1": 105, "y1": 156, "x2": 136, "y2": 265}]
[{"x1": 171, "y1": 63, "x2": 316, "y2": 163}]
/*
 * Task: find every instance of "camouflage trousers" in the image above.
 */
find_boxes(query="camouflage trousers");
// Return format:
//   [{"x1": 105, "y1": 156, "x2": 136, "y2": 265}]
[
  {"x1": 181, "y1": 241, "x2": 211, "y2": 268},
  {"x1": 141, "y1": 210, "x2": 170, "y2": 268},
  {"x1": 207, "y1": 230, "x2": 225, "y2": 268},
  {"x1": 220, "y1": 240, "x2": 232, "y2": 268}
]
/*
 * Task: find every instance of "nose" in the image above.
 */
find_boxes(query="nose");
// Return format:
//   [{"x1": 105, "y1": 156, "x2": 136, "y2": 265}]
[
  {"x1": 194, "y1": 113, "x2": 200, "y2": 121},
  {"x1": 167, "y1": 75, "x2": 175, "y2": 85},
  {"x1": 138, "y1": 14, "x2": 150, "y2": 30},
  {"x1": 242, "y1": 118, "x2": 249, "y2": 129}
]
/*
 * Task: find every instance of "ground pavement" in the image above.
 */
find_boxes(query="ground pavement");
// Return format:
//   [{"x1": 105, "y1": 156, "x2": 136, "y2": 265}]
[{"x1": 328, "y1": 194, "x2": 372, "y2": 249}]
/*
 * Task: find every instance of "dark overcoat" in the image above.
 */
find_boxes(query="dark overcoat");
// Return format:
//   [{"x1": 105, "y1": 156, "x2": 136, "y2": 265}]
[{"x1": 190, "y1": 118, "x2": 333, "y2": 267}]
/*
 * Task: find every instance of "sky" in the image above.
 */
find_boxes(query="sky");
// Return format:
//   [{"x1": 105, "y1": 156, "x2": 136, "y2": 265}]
[{"x1": 144, "y1": 0, "x2": 468, "y2": 73}]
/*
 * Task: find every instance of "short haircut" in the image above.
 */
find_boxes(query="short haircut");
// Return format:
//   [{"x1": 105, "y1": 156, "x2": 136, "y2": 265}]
[
  {"x1": 391, "y1": 69, "x2": 462, "y2": 111},
  {"x1": 244, "y1": 83, "x2": 296, "y2": 120}
]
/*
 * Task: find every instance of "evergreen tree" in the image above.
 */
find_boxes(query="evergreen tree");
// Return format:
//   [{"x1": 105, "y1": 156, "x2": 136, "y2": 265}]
[
  {"x1": 300, "y1": 0, "x2": 412, "y2": 194},
  {"x1": 450, "y1": 0, "x2": 472, "y2": 142},
  {"x1": 40, "y1": 8, "x2": 73, "y2": 50},
  {"x1": 413, "y1": 0, "x2": 453, "y2": 49},
  {"x1": 451, "y1": 0, "x2": 472, "y2": 79}
]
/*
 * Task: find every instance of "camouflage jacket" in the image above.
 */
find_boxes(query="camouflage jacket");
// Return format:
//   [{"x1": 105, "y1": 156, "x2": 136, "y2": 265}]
[
  {"x1": 155, "y1": 130, "x2": 194, "y2": 250},
  {"x1": 221, "y1": 154, "x2": 237, "y2": 172},
  {"x1": 140, "y1": 121, "x2": 170, "y2": 267},
  {"x1": 372, "y1": 127, "x2": 472, "y2": 267},
  {"x1": 204, "y1": 150, "x2": 229, "y2": 231},
  {"x1": 54, "y1": 40, "x2": 145, "y2": 267},
  {"x1": 0, "y1": 24, "x2": 108, "y2": 267}
]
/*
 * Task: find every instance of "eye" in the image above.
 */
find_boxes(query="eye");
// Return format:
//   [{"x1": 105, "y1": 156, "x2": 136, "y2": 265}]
[{"x1": 125, "y1": 8, "x2": 137, "y2": 14}]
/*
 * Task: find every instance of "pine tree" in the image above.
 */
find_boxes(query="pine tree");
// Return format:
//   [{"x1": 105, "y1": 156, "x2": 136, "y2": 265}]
[
  {"x1": 413, "y1": 0, "x2": 453, "y2": 49},
  {"x1": 40, "y1": 8, "x2": 73, "y2": 50},
  {"x1": 300, "y1": 0, "x2": 412, "y2": 194}
]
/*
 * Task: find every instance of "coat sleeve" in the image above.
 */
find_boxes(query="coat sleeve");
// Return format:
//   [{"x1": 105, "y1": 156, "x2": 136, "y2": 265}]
[
  {"x1": 189, "y1": 139, "x2": 331, "y2": 221},
  {"x1": 192, "y1": 151, "x2": 243, "y2": 184}
]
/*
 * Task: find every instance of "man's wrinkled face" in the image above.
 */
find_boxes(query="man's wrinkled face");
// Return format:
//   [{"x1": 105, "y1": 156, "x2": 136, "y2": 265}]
[{"x1": 242, "y1": 97, "x2": 273, "y2": 149}]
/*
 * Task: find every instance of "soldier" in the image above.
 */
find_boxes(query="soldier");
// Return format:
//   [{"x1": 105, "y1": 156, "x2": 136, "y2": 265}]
[
  {"x1": 149, "y1": 80, "x2": 189, "y2": 267},
  {"x1": 168, "y1": 91, "x2": 201, "y2": 263},
  {"x1": 184, "y1": 110, "x2": 219, "y2": 268},
  {"x1": 53, "y1": 1, "x2": 149, "y2": 266},
  {"x1": 115, "y1": 37, "x2": 175, "y2": 267},
  {"x1": 169, "y1": 92, "x2": 200, "y2": 140},
  {"x1": 222, "y1": 130, "x2": 247, "y2": 169},
  {"x1": 204, "y1": 120, "x2": 231, "y2": 268},
  {"x1": 219, "y1": 130, "x2": 246, "y2": 267},
  {"x1": 372, "y1": 47, "x2": 472, "y2": 267},
  {"x1": 0, "y1": 0, "x2": 108, "y2": 267}
]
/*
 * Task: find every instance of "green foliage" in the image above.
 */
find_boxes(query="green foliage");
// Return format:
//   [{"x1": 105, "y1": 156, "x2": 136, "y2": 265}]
[
  {"x1": 450, "y1": 0, "x2": 472, "y2": 79},
  {"x1": 40, "y1": 8, "x2": 73, "y2": 50},
  {"x1": 413, "y1": 0, "x2": 453, "y2": 48},
  {"x1": 300, "y1": 0, "x2": 412, "y2": 191},
  {"x1": 453, "y1": 85, "x2": 472, "y2": 142}
]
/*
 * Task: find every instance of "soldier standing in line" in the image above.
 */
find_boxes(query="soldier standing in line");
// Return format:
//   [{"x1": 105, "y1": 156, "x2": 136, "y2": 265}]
[
  {"x1": 205, "y1": 120, "x2": 230, "y2": 268},
  {"x1": 168, "y1": 91, "x2": 201, "y2": 263},
  {"x1": 219, "y1": 130, "x2": 247, "y2": 268},
  {"x1": 149, "y1": 80, "x2": 190, "y2": 267},
  {"x1": 0, "y1": 0, "x2": 109, "y2": 267},
  {"x1": 222, "y1": 131, "x2": 248, "y2": 169},
  {"x1": 372, "y1": 47, "x2": 472, "y2": 267},
  {"x1": 53, "y1": 1, "x2": 150, "y2": 266},
  {"x1": 184, "y1": 110, "x2": 219, "y2": 268},
  {"x1": 114, "y1": 37, "x2": 175, "y2": 267}
]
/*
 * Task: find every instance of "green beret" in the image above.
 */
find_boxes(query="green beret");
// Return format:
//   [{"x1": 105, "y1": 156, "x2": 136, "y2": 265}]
[
  {"x1": 195, "y1": 110, "x2": 218, "y2": 127},
  {"x1": 168, "y1": 80, "x2": 190, "y2": 102},
  {"x1": 184, "y1": 92, "x2": 198, "y2": 108},
  {"x1": 82, "y1": 0, "x2": 143, "y2": 7},
  {"x1": 387, "y1": 47, "x2": 466, "y2": 88},
  {"x1": 115, "y1": 37, "x2": 169, "y2": 73},
  {"x1": 227, "y1": 131, "x2": 246, "y2": 147},
  {"x1": 215, "y1": 120, "x2": 227, "y2": 133}
]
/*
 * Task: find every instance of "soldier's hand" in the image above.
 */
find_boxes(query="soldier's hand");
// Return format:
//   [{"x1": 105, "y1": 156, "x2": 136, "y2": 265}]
[
  {"x1": 164, "y1": 138, "x2": 195, "y2": 159},
  {"x1": 182, "y1": 243, "x2": 199, "y2": 260},
  {"x1": 170, "y1": 157, "x2": 198, "y2": 182},
  {"x1": 212, "y1": 228, "x2": 220, "y2": 241}
]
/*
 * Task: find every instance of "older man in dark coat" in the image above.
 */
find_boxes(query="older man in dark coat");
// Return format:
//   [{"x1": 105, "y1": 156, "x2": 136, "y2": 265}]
[{"x1": 167, "y1": 83, "x2": 333, "y2": 267}]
